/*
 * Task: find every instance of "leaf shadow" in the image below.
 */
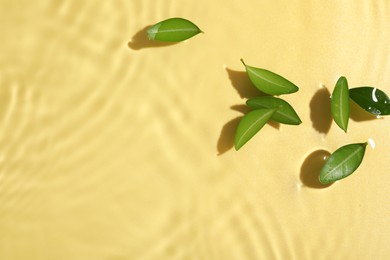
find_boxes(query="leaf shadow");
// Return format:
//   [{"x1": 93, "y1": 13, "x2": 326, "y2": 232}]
[
  {"x1": 309, "y1": 87, "x2": 332, "y2": 134},
  {"x1": 267, "y1": 120, "x2": 280, "y2": 130},
  {"x1": 350, "y1": 100, "x2": 377, "y2": 122},
  {"x1": 217, "y1": 116, "x2": 242, "y2": 155},
  {"x1": 230, "y1": 104, "x2": 251, "y2": 114},
  {"x1": 127, "y1": 26, "x2": 179, "y2": 50},
  {"x1": 300, "y1": 149, "x2": 333, "y2": 189},
  {"x1": 225, "y1": 68, "x2": 269, "y2": 99}
]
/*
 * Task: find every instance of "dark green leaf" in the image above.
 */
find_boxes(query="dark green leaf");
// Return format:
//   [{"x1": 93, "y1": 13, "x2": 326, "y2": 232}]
[
  {"x1": 349, "y1": 87, "x2": 390, "y2": 115},
  {"x1": 246, "y1": 96, "x2": 302, "y2": 125},
  {"x1": 147, "y1": 18, "x2": 202, "y2": 42},
  {"x1": 319, "y1": 142, "x2": 367, "y2": 184},
  {"x1": 331, "y1": 76, "x2": 350, "y2": 132},
  {"x1": 240, "y1": 59, "x2": 299, "y2": 95},
  {"x1": 234, "y1": 108, "x2": 275, "y2": 150}
]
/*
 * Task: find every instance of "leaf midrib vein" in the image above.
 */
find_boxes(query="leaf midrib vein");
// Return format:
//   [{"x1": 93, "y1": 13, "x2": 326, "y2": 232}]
[
  {"x1": 325, "y1": 146, "x2": 363, "y2": 180},
  {"x1": 252, "y1": 102, "x2": 295, "y2": 121},
  {"x1": 157, "y1": 28, "x2": 199, "y2": 33},
  {"x1": 249, "y1": 68, "x2": 290, "y2": 90},
  {"x1": 339, "y1": 84, "x2": 346, "y2": 127},
  {"x1": 237, "y1": 111, "x2": 272, "y2": 146}
]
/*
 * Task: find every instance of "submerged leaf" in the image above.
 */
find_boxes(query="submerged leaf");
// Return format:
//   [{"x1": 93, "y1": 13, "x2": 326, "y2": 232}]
[
  {"x1": 234, "y1": 108, "x2": 275, "y2": 150},
  {"x1": 319, "y1": 142, "x2": 367, "y2": 184},
  {"x1": 349, "y1": 87, "x2": 390, "y2": 115},
  {"x1": 147, "y1": 18, "x2": 202, "y2": 42},
  {"x1": 240, "y1": 59, "x2": 299, "y2": 95},
  {"x1": 331, "y1": 76, "x2": 350, "y2": 132},
  {"x1": 246, "y1": 96, "x2": 302, "y2": 125}
]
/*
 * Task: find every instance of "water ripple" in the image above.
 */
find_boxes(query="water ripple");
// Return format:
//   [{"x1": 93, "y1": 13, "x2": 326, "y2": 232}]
[{"x1": 0, "y1": 1, "x2": 389, "y2": 259}]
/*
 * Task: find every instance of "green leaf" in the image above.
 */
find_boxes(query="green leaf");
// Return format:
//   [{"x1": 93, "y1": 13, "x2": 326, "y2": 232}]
[
  {"x1": 147, "y1": 18, "x2": 202, "y2": 42},
  {"x1": 246, "y1": 96, "x2": 302, "y2": 125},
  {"x1": 240, "y1": 59, "x2": 299, "y2": 95},
  {"x1": 319, "y1": 142, "x2": 367, "y2": 184},
  {"x1": 331, "y1": 76, "x2": 350, "y2": 132},
  {"x1": 234, "y1": 108, "x2": 275, "y2": 150},
  {"x1": 349, "y1": 87, "x2": 390, "y2": 115}
]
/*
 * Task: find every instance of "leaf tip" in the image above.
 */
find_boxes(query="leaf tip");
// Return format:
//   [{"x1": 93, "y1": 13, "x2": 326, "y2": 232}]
[
  {"x1": 146, "y1": 23, "x2": 161, "y2": 40},
  {"x1": 336, "y1": 76, "x2": 348, "y2": 86},
  {"x1": 234, "y1": 133, "x2": 243, "y2": 151},
  {"x1": 291, "y1": 86, "x2": 299, "y2": 93},
  {"x1": 318, "y1": 176, "x2": 327, "y2": 185}
]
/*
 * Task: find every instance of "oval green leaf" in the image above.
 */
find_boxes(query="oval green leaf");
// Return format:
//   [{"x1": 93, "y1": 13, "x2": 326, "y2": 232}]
[
  {"x1": 331, "y1": 76, "x2": 350, "y2": 132},
  {"x1": 246, "y1": 96, "x2": 302, "y2": 125},
  {"x1": 234, "y1": 108, "x2": 275, "y2": 150},
  {"x1": 147, "y1": 18, "x2": 202, "y2": 42},
  {"x1": 319, "y1": 142, "x2": 367, "y2": 184},
  {"x1": 240, "y1": 59, "x2": 299, "y2": 95},
  {"x1": 349, "y1": 87, "x2": 390, "y2": 115}
]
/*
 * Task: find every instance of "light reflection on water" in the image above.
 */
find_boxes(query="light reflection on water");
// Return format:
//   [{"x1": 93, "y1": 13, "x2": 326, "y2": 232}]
[{"x1": 0, "y1": 1, "x2": 389, "y2": 259}]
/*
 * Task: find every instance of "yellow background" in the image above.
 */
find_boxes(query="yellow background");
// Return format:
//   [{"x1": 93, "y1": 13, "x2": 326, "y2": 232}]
[{"x1": 0, "y1": 0, "x2": 389, "y2": 259}]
